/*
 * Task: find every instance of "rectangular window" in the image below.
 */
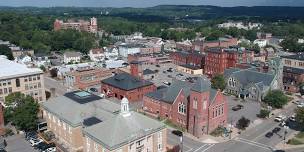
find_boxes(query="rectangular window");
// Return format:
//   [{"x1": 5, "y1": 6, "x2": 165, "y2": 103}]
[
  {"x1": 37, "y1": 75, "x2": 40, "y2": 80},
  {"x1": 16, "y1": 78, "x2": 20, "y2": 87},
  {"x1": 25, "y1": 84, "x2": 29, "y2": 90},
  {"x1": 7, "y1": 81, "x2": 11, "y2": 85},
  {"x1": 94, "y1": 143, "x2": 98, "y2": 152},
  {"x1": 3, "y1": 88, "x2": 7, "y2": 94},
  {"x1": 8, "y1": 87, "x2": 12, "y2": 93},
  {"x1": 24, "y1": 78, "x2": 28, "y2": 82},
  {"x1": 0, "y1": 89, "x2": 2, "y2": 95}
]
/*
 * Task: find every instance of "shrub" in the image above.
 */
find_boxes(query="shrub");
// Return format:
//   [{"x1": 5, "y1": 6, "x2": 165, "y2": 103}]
[
  {"x1": 257, "y1": 109, "x2": 270, "y2": 118},
  {"x1": 236, "y1": 117, "x2": 250, "y2": 130}
]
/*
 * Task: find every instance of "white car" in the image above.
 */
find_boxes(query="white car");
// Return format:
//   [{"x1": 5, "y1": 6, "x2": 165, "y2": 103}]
[
  {"x1": 289, "y1": 115, "x2": 296, "y2": 122},
  {"x1": 29, "y1": 138, "x2": 43, "y2": 146},
  {"x1": 43, "y1": 147, "x2": 56, "y2": 152},
  {"x1": 279, "y1": 121, "x2": 286, "y2": 127},
  {"x1": 297, "y1": 103, "x2": 304, "y2": 108},
  {"x1": 274, "y1": 115, "x2": 286, "y2": 122}
]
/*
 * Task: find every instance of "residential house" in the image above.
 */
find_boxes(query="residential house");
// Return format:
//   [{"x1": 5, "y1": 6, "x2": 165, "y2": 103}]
[
  {"x1": 64, "y1": 52, "x2": 82, "y2": 64},
  {"x1": 89, "y1": 48, "x2": 104, "y2": 62}
]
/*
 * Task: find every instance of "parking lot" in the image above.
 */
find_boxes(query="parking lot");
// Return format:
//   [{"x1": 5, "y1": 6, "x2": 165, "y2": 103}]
[
  {"x1": 142, "y1": 63, "x2": 204, "y2": 87},
  {"x1": 226, "y1": 95, "x2": 262, "y2": 125},
  {"x1": 6, "y1": 134, "x2": 38, "y2": 152}
]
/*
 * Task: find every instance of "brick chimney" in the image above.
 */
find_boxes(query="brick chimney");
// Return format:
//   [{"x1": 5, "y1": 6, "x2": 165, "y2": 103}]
[{"x1": 130, "y1": 60, "x2": 142, "y2": 78}]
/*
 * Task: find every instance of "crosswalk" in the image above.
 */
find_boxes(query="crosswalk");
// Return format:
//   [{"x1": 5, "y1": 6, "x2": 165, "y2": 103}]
[
  {"x1": 190, "y1": 144, "x2": 215, "y2": 152},
  {"x1": 234, "y1": 138, "x2": 274, "y2": 151}
]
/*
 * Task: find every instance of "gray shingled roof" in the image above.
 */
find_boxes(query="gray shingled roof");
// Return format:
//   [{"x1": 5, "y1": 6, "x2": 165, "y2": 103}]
[
  {"x1": 283, "y1": 66, "x2": 304, "y2": 74},
  {"x1": 83, "y1": 112, "x2": 165, "y2": 150},
  {"x1": 146, "y1": 77, "x2": 215, "y2": 104},
  {"x1": 102, "y1": 73, "x2": 154, "y2": 91},
  {"x1": 225, "y1": 68, "x2": 275, "y2": 89}
]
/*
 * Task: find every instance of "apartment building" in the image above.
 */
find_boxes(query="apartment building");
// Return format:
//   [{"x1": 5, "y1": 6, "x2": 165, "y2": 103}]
[
  {"x1": 282, "y1": 54, "x2": 304, "y2": 92},
  {"x1": 0, "y1": 57, "x2": 45, "y2": 103},
  {"x1": 54, "y1": 17, "x2": 98, "y2": 33},
  {"x1": 41, "y1": 91, "x2": 166, "y2": 152}
]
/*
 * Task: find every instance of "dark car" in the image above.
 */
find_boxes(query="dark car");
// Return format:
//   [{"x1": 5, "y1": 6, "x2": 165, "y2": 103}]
[
  {"x1": 272, "y1": 127, "x2": 281, "y2": 133},
  {"x1": 35, "y1": 142, "x2": 55, "y2": 151},
  {"x1": 156, "y1": 64, "x2": 160, "y2": 67},
  {"x1": 25, "y1": 131, "x2": 37, "y2": 141},
  {"x1": 273, "y1": 150, "x2": 285, "y2": 152},
  {"x1": 265, "y1": 132, "x2": 273, "y2": 138},
  {"x1": 172, "y1": 130, "x2": 183, "y2": 137},
  {"x1": 232, "y1": 105, "x2": 244, "y2": 111},
  {"x1": 89, "y1": 88, "x2": 98, "y2": 93}
]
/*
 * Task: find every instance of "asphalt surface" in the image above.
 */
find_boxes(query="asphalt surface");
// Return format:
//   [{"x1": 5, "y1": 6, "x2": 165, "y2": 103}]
[{"x1": 5, "y1": 134, "x2": 38, "y2": 152}]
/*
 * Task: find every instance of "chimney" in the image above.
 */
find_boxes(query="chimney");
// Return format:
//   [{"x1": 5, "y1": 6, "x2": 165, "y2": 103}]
[{"x1": 130, "y1": 60, "x2": 142, "y2": 78}]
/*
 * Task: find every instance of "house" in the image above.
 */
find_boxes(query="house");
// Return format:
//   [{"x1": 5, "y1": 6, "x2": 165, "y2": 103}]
[
  {"x1": 14, "y1": 54, "x2": 32, "y2": 64},
  {"x1": 41, "y1": 91, "x2": 167, "y2": 152},
  {"x1": 64, "y1": 51, "x2": 82, "y2": 64},
  {"x1": 224, "y1": 68, "x2": 279, "y2": 101},
  {"x1": 143, "y1": 77, "x2": 228, "y2": 137},
  {"x1": 89, "y1": 48, "x2": 104, "y2": 62},
  {"x1": 253, "y1": 39, "x2": 268, "y2": 48},
  {"x1": 177, "y1": 64, "x2": 203, "y2": 75}
]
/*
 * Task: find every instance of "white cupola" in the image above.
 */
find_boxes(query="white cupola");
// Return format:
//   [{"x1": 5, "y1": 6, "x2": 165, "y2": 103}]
[{"x1": 121, "y1": 97, "x2": 131, "y2": 117}]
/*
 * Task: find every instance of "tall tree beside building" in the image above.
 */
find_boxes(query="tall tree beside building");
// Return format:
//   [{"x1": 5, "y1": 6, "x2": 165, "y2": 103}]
[
  {"x1": 0, "y1": 45, "x2": 14, "y2": 60},
  {"x1": 4, "y1": 92, "x2": 39, "y2": 131},
  {"x1": 295, "y1": 107, "x2": 304, "y2": 127},
  {"x1": 211, "y1": 74, "x2": 226, "y2": 91},
  {"x1": 263, "y1": 90, "x2": 288, "y2": 109}
]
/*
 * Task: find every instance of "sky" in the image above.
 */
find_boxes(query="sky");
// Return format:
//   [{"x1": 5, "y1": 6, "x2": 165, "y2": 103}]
[{"x1": 0, "y1": 0, "x2": 303, "y2": 8}]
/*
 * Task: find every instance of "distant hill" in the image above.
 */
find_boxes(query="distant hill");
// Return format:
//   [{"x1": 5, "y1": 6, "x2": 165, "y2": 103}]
[{"x1": 0, "y1": 5, "x2": 304, "y2": 21}]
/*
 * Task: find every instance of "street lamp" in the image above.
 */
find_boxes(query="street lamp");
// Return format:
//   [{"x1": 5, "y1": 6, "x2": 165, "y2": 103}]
[{"x1": 283, "y1": 125, "x2": 289, "y2": 150}]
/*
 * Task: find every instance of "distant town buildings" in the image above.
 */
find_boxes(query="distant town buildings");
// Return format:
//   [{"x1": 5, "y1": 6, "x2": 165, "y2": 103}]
[
  {"x1": 143, "y1": 77, "x2": 228, "y2": 137},
  {"x1": 41, "y1": 91, "x2": 167, "y2": 152},
  {"x1": 253, "y1": 39, "x2": 268, "y2": 48},
  {"x1": 170, "y1": 51, "x2": 205, "y2": 69},
  {"x1": 218, "y1": 21, "x2": 262, "y2": 30},
  {"x1": 89, "y1": 48, "x2": 104, "y2": 62},
  {"x1": 54, "y1": 17, "x2": 98, "y2": 33},
  {"x1": 0, "y1": 57, "x2": 45, "y2": 103}
]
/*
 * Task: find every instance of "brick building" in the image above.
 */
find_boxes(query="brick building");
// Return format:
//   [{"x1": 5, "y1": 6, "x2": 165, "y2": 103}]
[
  {"x1": 54, "y1": 17, "x2": 98, "y2": 33},
  {"x1": 143, "y1": 77, "x2": 228, "y2": 137},
  {"x1": 101, "y1": 62, "x2": 156, "y2": 102},
  {"x1": 197, "y1": 36, "x2": 238, "y2": 52},
  {"x1": 282, "y1": 54, "x2": 304, "y2": 93},
  {"x1": 176, "y1": 40, "x2": 193, "y2": 51},
  {"x1": 127, "y1": 53, "x2": 171, "y2": 65},
  {"x1": 204, "y1": 47, "x2": 254, "y2": 77},
  {"x1": 170, "y1": 51, "x2": 205, "y2": 69},
  {"x1": 65, "y1": 67, "x2": 115, "y2": 90}
]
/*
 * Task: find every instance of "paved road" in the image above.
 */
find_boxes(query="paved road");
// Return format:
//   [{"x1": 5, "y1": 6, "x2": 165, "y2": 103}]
[
  {"x1": 5, "y1": 134, "x2": 38, "y2": 152},
  {"x1": 206, "y1": 99, "x2": 300, "y2": 152},
  {"x1": 167, "y1": 129, "x2": 215, "y2": 152},
  {"x1": 44, "y1": 76, "x2": 68, "y2": 96}
]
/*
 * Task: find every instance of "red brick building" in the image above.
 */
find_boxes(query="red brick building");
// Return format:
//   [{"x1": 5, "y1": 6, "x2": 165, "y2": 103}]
[
  {"x1": 101, "y1": 62, "x2": 156, "y2": 102},
  {"x1": 143, "y1": 77, "x2": 228, "y2": 137},
  {"x1": 65, "y1": 67, "x2": 115, "y2": 90},
  {"x1": 170, "y1": 51, "x2": 205, "y2": 69},
  {"x1": 194, "y1": 36, "x2": 238, "y2": 52},
  {"x1": 54, "y1": 17, "x2": 98, "y2": 33},
  {"x1": 204, "y1": 47, "x2": 254, "y2": 77},
  {"x1": 283, "y1": 67, "x2": 304, "y2": 93}
]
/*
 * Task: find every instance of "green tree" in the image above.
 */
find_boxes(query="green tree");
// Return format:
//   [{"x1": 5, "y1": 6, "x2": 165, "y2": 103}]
[
  {"x1": 236, "y1": 117, "x2": 250, "y2": 130},
  {"x1": 4, "y1": 92, "x2": 39, "y2": 131},
  {"x1": 257, "y1": 109, "x2": 270, "y2": 118},
  {"x1": 295, "y1": 107, "x2": 304, "y2": 127},
  {"x1": 211, "y1": 74, "x2": 226, "y2": 91},
  {"x1": 39, "y1": 65, "x2": 46, "y2": 72},
  {"x1": 263, "y1": 90, "x2": 288, "y2": 109},
  {"x1": 0, "y1": 44, "x2": 14, "y2": 60}
]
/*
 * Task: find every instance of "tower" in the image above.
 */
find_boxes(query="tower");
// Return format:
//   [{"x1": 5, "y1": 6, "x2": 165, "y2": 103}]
[
  {"x1": 121, "y1": 97, "x2": 131, "y2": 117},
  {"x1": 90, "y1": 17, "x2": 98, "y2": 33}
]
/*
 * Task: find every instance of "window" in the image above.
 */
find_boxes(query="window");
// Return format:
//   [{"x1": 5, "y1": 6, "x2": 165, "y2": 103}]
[
  {"x1": 3, "y1": 88, "x2": 7, "y2": 94},
  {"x1": 38, "y1": 82, "x2": 41, "y2": 88},
  {"x1": 16, "y1": 78, "x2": 20, "y2": 87},
  {"x1": 86, "y1": 137, "x2": 91, "y2": 152},
  {"x1": 0, "y1": 89, "x2": 2, "y2": 95},
  {"x1": 178, "y1": 102, "x2": 186, "y2": 114},
  {"x1": 37, "y1": 75, "x2": 40, "y2": 80},
  {"x1": 7, "y1": 81, "x2": 11, "y2": 85},
  {"x1": 8, "y1": 87, "x2": 12, "y2": 93},
  {"x1": 29, "y1": 77, "x2": 32, "y2": 81},
  {"x1": 94, "y1": 143, "x2": 98, "y2": 152},
  {"x1": 158, "y1": 143, "x2": 162, "y2": 151},
  {"x1": 193, "y1": 97, "x2": 197, "y2": 109},
  {"x1": 25, "y1": 84, "x2": 29, "y2": 90},
  {"x1": 24, "y1": 78, "x2": 28, "y2": 82}
]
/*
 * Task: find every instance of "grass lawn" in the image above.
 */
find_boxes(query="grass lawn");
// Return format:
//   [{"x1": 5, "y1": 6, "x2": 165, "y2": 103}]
[
  {"x1": 163, "y1": 119, "x2": 185, "y2": 132},
  {"x1": 288, "y1": 132, "x2": 304, "y2": 145}
]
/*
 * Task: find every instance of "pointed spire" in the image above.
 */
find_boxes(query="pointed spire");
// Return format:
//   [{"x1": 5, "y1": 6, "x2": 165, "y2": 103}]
[{"x1": 121, "y1": 97, "x2": 131, "y2": 117}]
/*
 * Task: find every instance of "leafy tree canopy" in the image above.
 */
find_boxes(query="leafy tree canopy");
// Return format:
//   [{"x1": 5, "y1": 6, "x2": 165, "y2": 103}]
[
  {"x1": 211, "y1": 74, "x2": 226, "y2": 91},
  {"x1": 263, "y1": 90, "x2": 288, "y2": 109},
  {"x1": 0, "y1": 44, "x2": 14, "y2": 60}
]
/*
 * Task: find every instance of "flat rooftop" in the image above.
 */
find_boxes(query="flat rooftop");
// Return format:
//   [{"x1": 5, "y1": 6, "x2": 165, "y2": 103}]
[{"x1": 0, "y1": 57, "x2": 42, "y2": 79}]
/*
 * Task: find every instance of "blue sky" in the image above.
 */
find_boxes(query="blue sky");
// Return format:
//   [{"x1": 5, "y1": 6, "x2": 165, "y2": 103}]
[{"x1": 0, "y1": 0, "x2": 303, "y2": 7}]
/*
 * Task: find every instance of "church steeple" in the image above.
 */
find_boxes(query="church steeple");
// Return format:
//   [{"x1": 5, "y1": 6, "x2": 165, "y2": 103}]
[{"x1": 121, "y1": 97, "x2": 131, "y2": 117}]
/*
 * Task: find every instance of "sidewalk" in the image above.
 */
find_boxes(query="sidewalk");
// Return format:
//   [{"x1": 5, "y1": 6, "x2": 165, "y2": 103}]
[{"x1": 275, "y1": 131, "x2": 303, "y2": 150}]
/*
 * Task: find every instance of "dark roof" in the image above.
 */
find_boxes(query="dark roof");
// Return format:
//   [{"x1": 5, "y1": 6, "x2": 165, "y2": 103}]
[
  {"x1": 209, "y1": 89, "x2": 218, "y2": 104},
  {"x1": 146, "y1": 77, "x2": 214, "y2": 104},
  {"x1": 64, "y1": 91, "x2": 102, "y2": 104},
  {"x1": 83, "y1": 117, "x2": 102, "y2": 127},
  {"x1": 282, "y1": 54, "x2": 304, "y2": 61},
  {"x1": 180, "y1": 64, "x2": 201, "y2": 70},
  {"x1": 283, "y1": 66, "x2": 304, "y2": 74},
  {"x1": 102, "y1": 73, "x2": 154, "y2": 91},
  {"x1": 143, "y1": 69, "x2": 156, "y2": 75}
]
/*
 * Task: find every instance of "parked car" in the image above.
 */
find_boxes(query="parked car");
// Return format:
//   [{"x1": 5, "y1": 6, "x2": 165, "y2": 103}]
[
  {"x1": 297, "y1": 103, "x2": 304, "y2": 108},
  {"x1": 88, "y1": 88, "x2": 98, "y2": 93},
  {"x1": 232, "y1": 105, "x2": 244, "y2": 111},
  {"x1": 156, "y1": 64, "x2": 160, "y2": 67},
  {"x1": 29, "y1": 138, "x2": 43, "y2": 147},
  {"x1": 279, "y1": 121, "x2": 286, "y2": 127},
  {"x1": 25, "y1": 131, "x2": 37, "y2": 141},
  {"x1": 265, "y1": 132, "x2": 273, "y2": 138},
  {"x1": 272, "y1": 127, "x2": 281, "y2": 133},
  {"x1": 274, "y1": 115, "x2": 286, "y2": 122},
  {"x1": 171, "y1": 130, "x2": 183, "y2": 137},
  {"x1": 289, "y1": 114, "x2": 296, "y2": 122},
  {"x1": 43, "y1": 147, "x2": 56, "y2": 152},
  {"x1": 163, "y1": 81, "x2": 171, "y2": 86}
]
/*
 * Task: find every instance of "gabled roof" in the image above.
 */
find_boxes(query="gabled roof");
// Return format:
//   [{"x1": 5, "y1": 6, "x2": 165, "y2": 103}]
[
  {"x1": 83, "y1": 112, "x2": 165, "y2": 151},
  {"x1": 102, "y1": 73, "x2": 154, "y2": 91},
  {"x1": 146, "y1": 77, "x2": 214, "y2": 104}
]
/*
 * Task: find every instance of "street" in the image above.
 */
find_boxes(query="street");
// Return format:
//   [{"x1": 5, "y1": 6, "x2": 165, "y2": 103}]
[{"x1": 44, "y1": 76, "x2": 68, "y2": 96}]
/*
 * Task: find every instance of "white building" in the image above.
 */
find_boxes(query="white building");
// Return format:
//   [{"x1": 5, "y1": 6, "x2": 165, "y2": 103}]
[
  {"x1": 89, "y1": 48, "x2": 104, "y2": 62},
  {"x1": 253, "y1": 39, "x2": 268, "y2": 48},
  {"x1": 218, "y1": 21, "x2": 262, "y2": 30},
  {"x1": 118, "y1": 43, "x2": 141, "y2": 57},
  {"x1": 63, "y1": 51, "x2": 82, "y2": 64}
]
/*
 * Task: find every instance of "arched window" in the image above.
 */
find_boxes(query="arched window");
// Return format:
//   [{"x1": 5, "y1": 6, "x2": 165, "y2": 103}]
[{"x1": 178, "y1": 102, "x2": 186, "y2": 114}]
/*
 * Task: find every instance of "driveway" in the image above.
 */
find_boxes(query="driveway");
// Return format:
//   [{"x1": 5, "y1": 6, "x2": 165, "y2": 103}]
[{"x1": 5, "y1": 134, "x2": 38, "y2": 152}]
